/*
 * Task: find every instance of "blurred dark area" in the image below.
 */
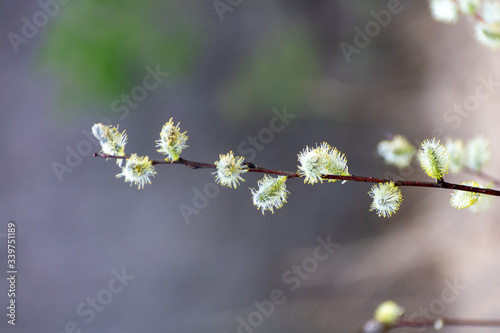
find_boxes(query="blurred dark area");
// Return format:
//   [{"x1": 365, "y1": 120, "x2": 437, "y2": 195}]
[{"x1": 1, "y1": 1, "x2": 500, "y2": 332}]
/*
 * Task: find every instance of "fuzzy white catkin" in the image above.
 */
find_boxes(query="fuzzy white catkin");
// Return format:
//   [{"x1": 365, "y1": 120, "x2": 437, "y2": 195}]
[
  {"x1": 464, "y1": 135, "x2": 492, "y2": 172},
  {"x1": 297, "y1": 142, "x2": 349, "y2": 184},
  {"x1": 482, "y1": 1, "x2": 500, "y2": 23},
  {"x1": 250, "y1": 175, "x2": 289, "y2": 214},
  {"x1": 156, "y1": 118, "x2": 189, "y2": 161},
  {"x1": 429, "y1": 0, "x2": 459, "y2": 23},
  {"x1": 475, "y1": 1, "x2": 500, "y2": 48},
  {"x1": 418, "y1": 139, "x2": 450, "y2": 179},
  {"x1": 116, "y1": 154, "x2": 156, "y2": 189},
  {"x1": 92, "y1": 123, "x2": 128, "y2": 166},
  {"x1": 445, "y1": 138, "x2": 464, "y2": 173},
  {"x1": 214, "y1": 151, "x2": 248, "y2": 188},
  {"x1": 377, "y1": 135, "x2": 416, "y2": 169},
  {"x1": 469, "y1": 185, "x2": 493, "y2": 212},
  {"x1": 450, "y1": 181, "x2": 482, "y2": 209},
  {"x1": 368, "y1": 182, "x2": 403, "y2": 218}
]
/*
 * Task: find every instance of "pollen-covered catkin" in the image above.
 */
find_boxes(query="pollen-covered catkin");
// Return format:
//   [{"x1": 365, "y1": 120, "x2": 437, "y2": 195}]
[
  {"x1": 250, "y1": 175, "x2": 289, "y2": 214},
  {"x1": 214, "y1": 151, "x2": 248, "y2": 188},
  {"x1": 368, "y1": 182, "x2": 403, "y2": 218},
  {"x1": 450, "y1": 181, "x2": 482, "y2": 209},
  {"x1": 418, "y1": 139, "x2": 450, "y2": 179},
  {"x1": 156, "y1": 118, "x2": 189, "y2": 161},
  {"x1": 92, "y1": 123, "x2": 128, "y2": 166},
  {"x1": 297, "y1": 142, "x2": 349, "y2": 184},
  {"x1": 116, "y1": 154, "x2": 156, "y2": 189}
]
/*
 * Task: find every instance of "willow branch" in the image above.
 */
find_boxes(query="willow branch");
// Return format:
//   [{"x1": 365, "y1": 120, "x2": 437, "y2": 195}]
[{"x1": 94, "y1": 153, "x2": 500, "y2": 197}]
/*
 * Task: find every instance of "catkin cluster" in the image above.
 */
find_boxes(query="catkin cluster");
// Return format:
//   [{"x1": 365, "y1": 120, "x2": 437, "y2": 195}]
[
  {"x1": 92, "y1": 120, "x2": 493, "y2": 217},
  {"x1": 378, "y1": 135, "x2": 492, "y2": 214}
]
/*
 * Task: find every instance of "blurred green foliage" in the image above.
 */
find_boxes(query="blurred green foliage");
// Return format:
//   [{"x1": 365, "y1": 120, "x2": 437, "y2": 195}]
[
  {"x1": 42, "y1": 1, "x2": 321, "y2": 121},
  {"x1": 41, "y1": 0, "x2": 199, "y2": 112},
  {"x1": 217, "y1": 25, "x2": 319, "y2": 121}
]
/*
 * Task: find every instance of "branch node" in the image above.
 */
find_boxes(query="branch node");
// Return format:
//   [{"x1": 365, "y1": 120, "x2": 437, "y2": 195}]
[{"x1": 244, "y1": 162, "x2": 256, "y2": 169}]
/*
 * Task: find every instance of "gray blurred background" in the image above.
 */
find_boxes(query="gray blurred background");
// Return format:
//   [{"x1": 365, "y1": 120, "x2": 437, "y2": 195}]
[{"x1": 1, "y1": 1, "x2": 500, "y2": 332}]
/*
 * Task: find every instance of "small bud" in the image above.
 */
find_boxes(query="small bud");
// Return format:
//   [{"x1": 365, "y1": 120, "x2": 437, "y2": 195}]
[
  {"x1": 444, "y1": 138, "x2": 464, "y2": 173},
  {"x1": 116, "y1": 154, "x2": 156, "y2": 189},
  {"x1": 156, "y1": 118, "x2": 188, "y2": 161},
  {"x1": 297, "y1": 142, "x2": 349, "y2": 184},
  {"x1": 450, "y1": 181, "x2": 482, "y2": 209},
  {"x1": 374, "y1": 300, "x2": 404, "y2": 325},
  {"x1": 429, "y1": 0, "x2": 460, "y2": 24},
  {"x1": 368, "y1": 182, "x2": 403, "y2": 218},
  {"x1": 214, "y1": 151, "x2": 248, "y2": 188},
  {"x1": 377, "y1": 134, "x2": 416, "y2": 169},
  {"x1": 464, "y1": 135, "x2": 491, "y2": 172},
  {"x1": 250, "y1": 175, "x2": 289, "y2": 214},
  {"x1": 418, "y1": 139, "x2": 450, "y2": 179},
  {"x1": 91, "y1": 123, "x2": 128, "y2": 166}
]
